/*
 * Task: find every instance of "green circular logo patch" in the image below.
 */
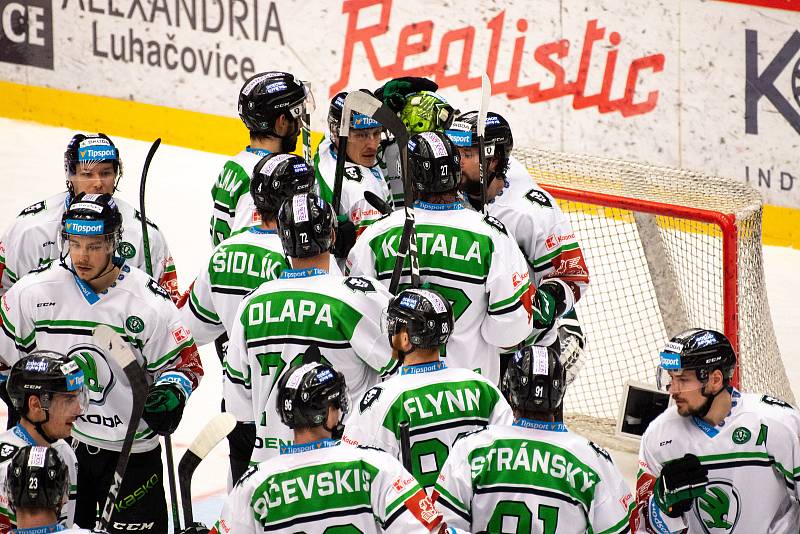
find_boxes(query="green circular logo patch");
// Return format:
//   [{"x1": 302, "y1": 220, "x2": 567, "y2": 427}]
[
  {"x1": 732, "y1": 427, "x2": 751, "y2": 445},
  {"x1": 125, "y1": 315, "x2": 144, "y2": 333},
  {"x1": 118, "y1": 241, "x2": 136, "y2": 259}
]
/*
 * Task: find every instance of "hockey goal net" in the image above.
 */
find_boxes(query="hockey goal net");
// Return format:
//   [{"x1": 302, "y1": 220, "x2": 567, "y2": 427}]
[{"x1": 514, "y1": 147, "x2": 795, "y2": 450}]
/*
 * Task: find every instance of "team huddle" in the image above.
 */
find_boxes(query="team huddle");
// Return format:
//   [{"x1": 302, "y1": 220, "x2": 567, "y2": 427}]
[{"x1": 0, "y1": 71, "x2": 797, "y2": 533}]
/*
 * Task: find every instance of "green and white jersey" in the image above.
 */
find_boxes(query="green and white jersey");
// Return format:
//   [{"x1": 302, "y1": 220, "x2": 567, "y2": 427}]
[
  {"x1": 214, "y1": 440, "x2": 444, "y2": 533},
  {"x1": 488, "y1": 156, "x2": 590, "y2": 347},
  {"x1": 634, "y1": 390, "x2": 800, "y2": 534},
  {"x1": 181, "y1": 227, "x2": 289, "y2": 346},
  {"x1": 0, "y1": 192, "x2": 179, "y2": 301},
  {"x1": 313, "y1": 137, "x2": 392, "y2": 236},
  {"x1": 342, "y1": 362, "x2": 513, "y2": 491},
  {"x1": 346, "y1": 201, "x2": 534, "y2": 383},
  {"x1": 223, "y1": 270, "x2": 395, "y2": 463},
  {"x1": 434, "y1": 421, "x2": 634, "y2": 534},
  {"x1": 0, "y1": 262, "x2": 203, "y2": 453},
  {"x1": 0, "y1": 426, "x2": 78, "y2": 529},
  {"x1": 210, "y1": 148, "x2": 270, "y2": 246}
]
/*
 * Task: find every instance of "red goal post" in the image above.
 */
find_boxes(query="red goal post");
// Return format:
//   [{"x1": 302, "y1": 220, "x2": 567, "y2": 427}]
[{"x1": 515, "y1": 147, "x2": 794, "y2": 447}]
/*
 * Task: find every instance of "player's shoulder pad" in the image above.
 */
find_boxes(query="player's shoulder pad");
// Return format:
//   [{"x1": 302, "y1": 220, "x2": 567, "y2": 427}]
[
  {"x1": 235, "y1": 463, "x2": 259, "y2": 488},
  {"x1": 344, "y1": 276, "x2": 377, "y2": 294},
  {"x1": 134, "y1": 209, "x2": 160, "y2": 230},
  {"x1": 18, "y1": 200, "x2": 46, "y2": 217},
  {"x1": 344, "y1": 166, "x2": 363, "y2": 182},
  {"x1": 147, "y1": 279, "x2": 171, "y2": 301},
  {"x1": 0, "y1": 442, "x2": 20, "y2": 463},
  {"x1": 360, "y1": 385, "x2": 383, "y2": 413},
  {"x1": 524, "y1": 188, "x2": 554, "y2": 208},
  {"x1": 589, "y1": 441, "x2": 613, "y2": 463},
  {"x1": 760, "y1": 394, "x2": 793, "y2": 410},
  {"x1": 482, "y1": 214, "x2": 507, "y2": 235}
]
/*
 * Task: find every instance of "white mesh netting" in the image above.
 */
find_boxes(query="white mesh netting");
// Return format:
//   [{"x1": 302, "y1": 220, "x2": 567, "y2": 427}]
[{"x1": 514, "y1": 147, "x2": 794, "y2": 451}]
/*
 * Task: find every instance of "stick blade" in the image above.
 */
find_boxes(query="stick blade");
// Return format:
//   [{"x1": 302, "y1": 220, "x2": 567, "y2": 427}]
[
  {"x1": 477, "y1": 73, "x2": 491, "y2": 138},
  {"x1": 93, "y1": 325, "x2": 136, "y2": 367},
  {"x1": 188, "y1": 413, "x2": 236, "y2": 460},
  {"x1": 344, "y1": 91, "x2": 382, "y2": 118}
]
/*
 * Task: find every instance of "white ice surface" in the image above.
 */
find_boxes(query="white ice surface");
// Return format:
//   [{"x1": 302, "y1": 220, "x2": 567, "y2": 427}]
[{"x1": 0, "y1": 118, "x2": 797, "y2": 526}]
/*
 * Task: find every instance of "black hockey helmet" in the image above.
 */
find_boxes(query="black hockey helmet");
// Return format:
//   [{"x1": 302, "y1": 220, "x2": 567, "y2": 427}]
[
  {"x1": 251, "y1": 153, "x2": 316, "y2": 217},
  {"x1": 408, "y1": 131, "x2": 461, "y2": 194},
  {"x1": 278, "y1": 193, "x2": 335, "y2": 258},
  {"x1": 60, "y1": 192, "x2": 123, "y2": 246},
  {"x1": 7, "y1": 352, "x2": 88, "y2": 416},
  {"x1": 238, "y1": 71, "x2": 314, "y2": 136},
  {"x1": 384, "y1": 288, "x2": 454, "y2": 350},
  {"x1": 64, "y1": 133, "x2": 121, "y2": 176},
  {"x1": 656, "y1": 328, "x2": 737, "y2": 390},
  {"x1": 447, "y1": 111, "x2": 514, "y2": 179},
  {"x1": 276, "y1": 362, "x2": 349, "y2": 431},
  {"x1": 327, "y1": 90, "x2": 382, "y2": 141},
  {"x1": 502, "y1": 345, "x2": 566, "y2": 414},
  {"x1": 5, "y1": 446, "x2": 69, "y2": 513}
]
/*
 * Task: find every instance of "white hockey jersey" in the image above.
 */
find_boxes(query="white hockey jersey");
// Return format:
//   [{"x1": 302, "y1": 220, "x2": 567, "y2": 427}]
[
  {"x1": 487, "y1": 156, "x2": 590, "y2": 347},
  {"x1": 0, "y1": 426, "x2": 78, "y2": 532},
  {"x1": 633, "y1": 390, "x2": 800, "y2": 534},
  {"x1": 346, "y1": 201, "x2": 534, "y2": 383},
  {"x1": 223, "y1": 270, "x2": 395, "y2": 463},
  {"x1": 434, "y1": 421, "x2": 634, "y2": 534},
  {"x1": 377, "y1": 140, "x2": 404, "y2": 208},
  {"x1": 209, "y1": 148, "x2": 270, "y2": 246},
  {"x1": 212, "y1": 439, "x2": 444, "y2": 534},
  {"x1": 313, "y1": 137, "x2": 392, "y2": 236},
  {"x1": 0, "y1": 261, "x2": 203, "y2": 453},
  {"x1": 342, "y1": 362, "x2": 514, "y2": 490},
  {"x1": 0, "y1": 192, "x2": 179, "y2": 301}
]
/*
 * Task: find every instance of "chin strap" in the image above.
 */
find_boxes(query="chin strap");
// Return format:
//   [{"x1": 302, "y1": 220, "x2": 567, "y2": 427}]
[
  {"x1": 695, "y1": 383, "x2": 731, "y2": 419},
  {"x1": 22, "y1": 410, "x2": 57, "y2": 445}
]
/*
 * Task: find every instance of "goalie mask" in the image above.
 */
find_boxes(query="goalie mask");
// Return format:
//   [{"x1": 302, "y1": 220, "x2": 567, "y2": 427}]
[
  {"x1": 399, "y1": 91, "x2": 458, "y2": 134},
  {"x1": 276, "y1": 362, "x2": 349, "y2": 433},
  {"x1": 502, "y1": 345, "x2": 566, "y2": 414}
]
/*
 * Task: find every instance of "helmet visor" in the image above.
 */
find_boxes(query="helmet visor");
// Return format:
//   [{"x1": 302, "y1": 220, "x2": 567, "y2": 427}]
[
  {"x1": 48, "y1": 388, "x2": 89, "y2": 416},
  {"x1": 381, "y1": 308, "x2": 404, "y2": 337},
  {"x1": 289, "y1": 82, "x2": 315, "y2": 126},
  {"x1": 655, "y1": 367, "x2": 705, "y2": 393}
]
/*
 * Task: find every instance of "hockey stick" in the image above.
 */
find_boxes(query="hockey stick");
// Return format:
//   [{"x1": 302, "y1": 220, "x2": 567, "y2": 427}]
[
  {"x1": 332, "y1": 97, "x2": 353, "y2": 215},
  {"x1": 138, "y1": 138, "x2": 161, "y2": 277},
  {"x1": 93, "y1": 325, "x2": 149, "y2": 531},
  {"x1": 399, "y1": 420, "x2": 412, "y2": 472},
  {"x1": 342, "y1": 91, "x2": 419, "y2": 293},
  {"x1": 364, "y1": 191, "x2": 392, "y2": 216},
  {"x1": 178, "y1": 413, "x2": 236, "y2": 526},
  {"x1": 136, "y1": 138, "x2": 181, "y2": 533},
  {"x1": 477, "y1": 74, "x2": 490, "y2": 214}
]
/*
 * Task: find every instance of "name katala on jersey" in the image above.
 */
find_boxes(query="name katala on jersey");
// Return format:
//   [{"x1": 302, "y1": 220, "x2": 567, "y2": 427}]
[
  {"x1": 0, "y1": 261, "x2": 202, "y2": 453},
  {"x1": 0, "y1": 192, "x2": 179, "y2": 300},
  {"x1": 223, "y1": 272, "x2": 395, "y2": 464},
  {"x1": 342, "y1": 363, "x2": 514, "y2": 490}
]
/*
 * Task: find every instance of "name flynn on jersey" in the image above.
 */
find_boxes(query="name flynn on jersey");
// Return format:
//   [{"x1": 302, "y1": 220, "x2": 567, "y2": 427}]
[
  {"x1": 469, "y1": 439, "x2": 600, "y2": 504},
  {"x1": 252, "y1": 462, "x2": 378, "y2": 525}
]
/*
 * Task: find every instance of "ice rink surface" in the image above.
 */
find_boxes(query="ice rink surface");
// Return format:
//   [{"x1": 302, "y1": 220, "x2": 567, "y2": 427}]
[{"x1": 0, "y1": 118, "x2": 798, "y2": 526}]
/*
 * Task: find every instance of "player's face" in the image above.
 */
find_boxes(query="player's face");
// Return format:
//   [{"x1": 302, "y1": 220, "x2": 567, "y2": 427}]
[
  {"x1": 69, "y1": 161, "x2": 116, "y2": 195},
  {"x1": 458, "y1": 146, "x2": 481, "y2": 182},
  {"x1": 346, "y1": 128, "x2": 382, "y2": 167},
  {"x1": 68, "y1": 235, "x2": 113, "y2": 280},
  {"x1": 666, "y1": 370, "x2": 707, "y2": 416},
  {"x1": 43, "y1": 391, "x2": 87, "y2": 439}
]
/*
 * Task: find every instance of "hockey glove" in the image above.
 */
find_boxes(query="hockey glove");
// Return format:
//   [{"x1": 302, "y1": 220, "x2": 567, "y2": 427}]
[
  {"x1": 532, "y1": 280, "x2": 569, "y2": 330},
  {"x1": 375, "y1": 77, "x2": 439, "y2": 113},
  {"x1": 142, "y1": 382, "x2": 186, "y2": 436},
  {"x1": 333, "y1": 216, "x2": 357, "y2": 259},
  {"x1": 653, "y1": 454, "x2": 708, "y2": 517}
]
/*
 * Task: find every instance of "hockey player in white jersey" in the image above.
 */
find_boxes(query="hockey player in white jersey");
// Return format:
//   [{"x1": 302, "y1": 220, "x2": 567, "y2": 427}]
[
  {"x1": 4, "y1": 445, "x2": 105, "y2": 534},
  {"x1": 223, "y1": 192, "x2": 395, "y2": 465},
  {"x1": 347, "y1": 131, "x2": 534, "y2": 383},
  {"x1": 342, "y1": 288, "x2": 513, "y2": 490},
  {"x1": 182, "y1": 152, "x2": 314, "y2": 485},
  {"x1": 209, "y1": 71, "x2": 314, "y2": 245},
  {"x1": 314, "y1": 90, "x2": 391, "y2": 252},
  {"x1": 633, "y1": 329, "x2": 800, "y2": 533},
  {"x1": 433, "y1": 345, "x2": 634, "y2": 533},
  {"x1": 0, "y1": 194, "x2": 204, "y2": 532},
  {"x1": 446, "y1": 112, "x2": 589, "y2": 363},
  {"x1": 0, "y1": 353, "x2": 86, "y2": 531},
  {"x1": 0, "y1": 133, "x2": 179, "y2": 301},
  {"x1": 212, "y1": 360, "x2": 448, "y2": 534}
]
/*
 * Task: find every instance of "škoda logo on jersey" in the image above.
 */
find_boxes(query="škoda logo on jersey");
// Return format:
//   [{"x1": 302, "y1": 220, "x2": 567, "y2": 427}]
[
  {"x1": 68, "y1": 344, "x2": 116, "y2": 406},
  {"x1": 694, "y1": 480, "x2": 741, "y2": 534}
]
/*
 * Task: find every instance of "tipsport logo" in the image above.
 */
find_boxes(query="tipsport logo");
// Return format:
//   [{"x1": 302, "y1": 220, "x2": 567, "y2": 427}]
[
  {"x1": 78, "y1": 146, "x2": 116, "y2": 162},
  {"x1": 445, "y1": 129, "x2": 472, "y2": 147},
  {"x1": 0, "y1": 0, "x2": 53, "y2": 69},
  {"x1": 64, "y1": 219, "x2": 104, "y2": 235}
]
